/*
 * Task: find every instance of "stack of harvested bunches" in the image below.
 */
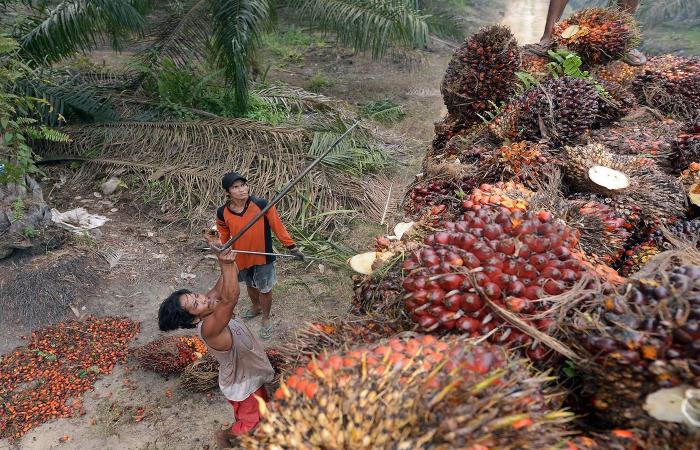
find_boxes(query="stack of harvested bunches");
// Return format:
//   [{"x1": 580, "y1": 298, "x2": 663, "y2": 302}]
[{"x1": 335, "y1": 7, "x2": 700, "y2": 449}]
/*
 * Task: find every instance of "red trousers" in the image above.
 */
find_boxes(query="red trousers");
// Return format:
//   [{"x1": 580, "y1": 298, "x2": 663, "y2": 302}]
[{"x1": 227, "y1": 385, "x2": 269, "y2": 435}]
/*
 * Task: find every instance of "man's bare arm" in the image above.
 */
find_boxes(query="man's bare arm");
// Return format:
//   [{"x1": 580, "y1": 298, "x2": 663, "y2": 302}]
[{"x1": 201, "y1": 249, "x2": 239, "y2": 341}]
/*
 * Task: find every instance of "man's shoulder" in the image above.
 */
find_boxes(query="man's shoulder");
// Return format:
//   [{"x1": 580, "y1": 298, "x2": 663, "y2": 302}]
[
  {"x1": 249, "y1": 196, "x2": 268, "y2": 210},
  {"x1": 216, "y1": 204, "x2": 226, "y2": 222}
]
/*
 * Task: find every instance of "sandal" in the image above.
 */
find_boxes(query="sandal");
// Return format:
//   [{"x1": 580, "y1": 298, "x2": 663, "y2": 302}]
[
  {"x1": 259, "y1": 323, "x2": 273, "y2": 340},
  {"x1": 241, "y1": 309, "x2": 261, "y2": 319}
]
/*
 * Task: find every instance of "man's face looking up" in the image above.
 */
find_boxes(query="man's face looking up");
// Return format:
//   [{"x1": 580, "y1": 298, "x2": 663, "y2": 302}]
[{"x1": 227, "y1": 180, "x2": 249, "y2": 202}]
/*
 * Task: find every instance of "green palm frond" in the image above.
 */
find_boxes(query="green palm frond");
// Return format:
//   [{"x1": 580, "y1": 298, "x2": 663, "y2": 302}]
[
  {"x1": 19, "y1": 0, "x2": 146, "y2": 64},
  {"x1": 36, "y1": 119, "x2": 392, "y2": 227},
  {"x1": 308, "y1": 130, "x2": 391, "y2": 176},
  {"x1": 18, "y1": 74, "x2": 119, "y2": 124},
  {"x1": 417, "y1": 0, "x2": 466, "y2": 40},
  {"x1": 135, "y1": 0, "x2": 211, "y2": 69},
  {"x1": 287, "y1": 0, "x2": 430, "y2": 59},
  {"x1": 210, "y1": 0, "x2": 274, "y2": 111}
]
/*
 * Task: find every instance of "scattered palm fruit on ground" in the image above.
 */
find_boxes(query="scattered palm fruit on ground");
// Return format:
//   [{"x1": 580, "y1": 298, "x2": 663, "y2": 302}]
[
  {"x1": 563, "y1": 143, "x2": 686, "y2": 225},
  {"x1": 618, "y1": 242, "x2": 661, "y2": 277},
  {"x1": 471, "y1": 142, "x2": 557, "y2": 189},
  {"x1": 441, "y1": 25, "x2": 520, "y2": 126},
  {"x1": 135, "y1": 335, "x2": 207, "y2": 377},
  {"x1": 595, "y1": 60, "x2": 641, "y2": 86},
  {"x1": 595, "y1": 80, "x2": 636, "y2": 125},
  {"x1": 241, "y1": 336, "x2": 573, "y2": 449},
  {"x1": 401, "y1": 206, "x2": 592, "y2": 362},
  {"x1": 517, "y1": 77, "x2": 599, "y2": 146},
  {"x1": 632, "y1": 56, "x2": 700, "y2": 120},
  {"x1": 552, "y1": 7, "x2": 640, "y2": 66},
  {"x1": 0, "y1": 316, "x2": 139, "y2": 439},
  {"x1": 566, "y1": 265, "x2": 700, "y2": 428}
]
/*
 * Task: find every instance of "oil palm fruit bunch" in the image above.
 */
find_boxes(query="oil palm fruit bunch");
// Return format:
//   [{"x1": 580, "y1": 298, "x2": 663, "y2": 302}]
[
  {"x1": 567, "y1": 265, "x2": 700, "y2": 427},
  {"x1": 618, "y1": 242, "x2": 661, "y2": 277},
  {"x1": 632, "y1": 56, "x2": 700, "y2": 120},
  {"x1": 566, "y1": 199, "x2": 631, "y2": 265},
  {"x1": 552, "y1": 7, "x2": 641, "y2": 66},
  {"x1": 679, "y1": 162, "x2": 700, "y2": 208},
  {"x1": 136, "y1": 335, "x2": 208, "y2": 376},
  {"x1": 595, "y1": 60, "x2": 642, "y2": 86},
  {"x1": 564, "y1": 428, "x2": 697, "y2": 450},
  {"x1": 351, "y1": 261, "x2": 404, "y2": 318},
  {"x1": 431, "y1": 114, "x2": 464, "y2": 155},
  {"x1": 518, "y1": 77, "x2": 599, "y2": 146},
  {"x1": 271, "y1": 316, "x2": 408, "y2": 377},
  {"x1": 441, "y1": 25, "x2": 521, "y2": 126},
  {"x1": 472, "y1": 142, "x2": 558, "y2": 189},
  {"x1": 673, "y1": 119, "x2": 700, "y2": 173},
  {"x1": 595, "y1": 80, "x2": 636, "y2": 125},
  {"x1": 461, "y1": 181, "x2": 533, "y2": 213},
  {"x1": 401, "y1": 206, "x2": 591, "y2": 362},
  {"x1": 241, "y1": 335, "x2": 573, "y2": 449},
  {"x1": 563, "y1": 143, "x2": 687, "y2": 225},
  {"x1": 650, "y1": 219, "x2": 700, "y2": 250},
  {"x1": 521, "y1": 51, "x2": 550, "y2": 77},
  {"x1": 488, "y1": 99, "x2": 522, "y2": 142}
]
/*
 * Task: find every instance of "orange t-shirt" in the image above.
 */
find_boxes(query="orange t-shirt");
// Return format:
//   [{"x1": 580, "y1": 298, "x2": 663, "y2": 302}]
[{"x1": 215, "y1": 197, "x2": 295, "y2": 271}]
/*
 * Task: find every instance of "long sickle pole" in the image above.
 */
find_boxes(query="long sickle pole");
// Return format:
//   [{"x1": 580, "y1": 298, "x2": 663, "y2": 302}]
[{"x1": 211, "y1": 120, "x2": 361, "y2": 253}]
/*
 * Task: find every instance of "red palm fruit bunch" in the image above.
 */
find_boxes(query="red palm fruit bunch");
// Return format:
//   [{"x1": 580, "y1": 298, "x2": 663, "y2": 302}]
[
  {"x1": 617, "y1": 242, "x2": 661, "y2": 277},
  {"x1": 441, "y1": 25, "x2": 521, "y2": 126},
  {"x1": 563, "y1": 143, "x2": 687, "y2": 226},
  {"x1": 566, "y1": 199, "x2": 631, "y2": 266},
  {"x1": 241, "y1": 336, "x2": 573, "y2": 449},
  {"x1": 518, "y1": 77, "x2": 600, "y2": 146},
  {"x1": 595, "y1": 60, "x2": 642, "y2": 86},
  {"x1": 651, "y1": 218, "x2": 700, "y2": 250},
  {"x1": 406, "y1": 180, "x2": 451, "y2": 213},
  {"x1": 472, "y1": 142, "x2": 558, "y2": 189},
  {"x1": 632, "y1": 56, "x2": 700, "y2": 120},
  {"x1": 566, "y1": 265, "x2": 700, "y2": 428},
  {"x1": 0, "y1": 317, "x2": 139, "y2": 439},
  {"x1": 401, "y1": 206, "x2": 591, "y2": 362},
  {"x1": 521, "y1": 51, "x2": 550, "y2": 77},
  {"x1": 673, "y1": 118, "x2": 700, "y2": 173},
  {"x1": 552, "y1": 7, "x2": 641, "y2": 66},
  {"x1": 136, "y1": 335, "x2": 208, "y2": 377},
  {"x1": 461, "y1": 181, "x2": 533, "y2": 213},
  {"x1": 595, "y1": 80, "x2": 636, "y2": 125}
]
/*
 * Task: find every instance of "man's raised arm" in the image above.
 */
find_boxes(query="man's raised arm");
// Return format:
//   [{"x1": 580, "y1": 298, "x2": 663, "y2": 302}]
[{"x1": 201, "y1": 248, "x2": 239, "y2": 340}]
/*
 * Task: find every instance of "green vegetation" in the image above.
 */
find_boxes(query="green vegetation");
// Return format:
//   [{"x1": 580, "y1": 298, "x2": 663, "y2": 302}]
[
  {"x1": 306, "y1": 73, "x2": 334, "y2": 92},
  {"x1": 261, "y1": 26, "x2": 327, "y2": 64}
]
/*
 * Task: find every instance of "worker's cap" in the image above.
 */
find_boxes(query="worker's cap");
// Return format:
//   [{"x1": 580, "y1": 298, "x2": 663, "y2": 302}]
[{"x1": 221, "y1": 172, "x2": 247, "y2": 190}]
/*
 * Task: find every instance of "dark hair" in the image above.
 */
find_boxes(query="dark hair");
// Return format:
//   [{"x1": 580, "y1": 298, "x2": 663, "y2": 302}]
[{"x1": 158, "y1": 289, "x2": 197, "y2": 331}]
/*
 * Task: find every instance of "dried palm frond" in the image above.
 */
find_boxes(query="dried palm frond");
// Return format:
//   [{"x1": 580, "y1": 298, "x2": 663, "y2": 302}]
[{"x1": 38, "y1": 119, "x2": 391, "y2": 229}]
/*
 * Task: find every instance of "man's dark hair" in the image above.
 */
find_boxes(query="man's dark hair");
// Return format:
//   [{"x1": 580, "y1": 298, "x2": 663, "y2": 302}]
[{"x1": 158, "y1": 289, "x2": 197, "y2": 331}]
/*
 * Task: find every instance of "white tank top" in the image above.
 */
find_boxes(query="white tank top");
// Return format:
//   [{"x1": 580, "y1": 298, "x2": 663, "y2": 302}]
[{"x1": 197, "y1": 317, "x2": 274, "y2": 401}]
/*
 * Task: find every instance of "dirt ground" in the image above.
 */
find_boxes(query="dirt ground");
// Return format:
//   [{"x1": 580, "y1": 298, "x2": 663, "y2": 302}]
[{"x1": 0, "y1": 3, "x2": 515, "y2": 450}]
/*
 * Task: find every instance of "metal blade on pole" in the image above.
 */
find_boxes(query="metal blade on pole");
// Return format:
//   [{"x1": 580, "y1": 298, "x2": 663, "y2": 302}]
[{"x1": 212, "y1": 120, "x2": 361, "y2": 253}]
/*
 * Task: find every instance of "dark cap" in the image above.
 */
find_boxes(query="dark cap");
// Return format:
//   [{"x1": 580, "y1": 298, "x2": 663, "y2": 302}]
[{"x1": 221, "y1": 172, "x2": 247, "y2": 190}]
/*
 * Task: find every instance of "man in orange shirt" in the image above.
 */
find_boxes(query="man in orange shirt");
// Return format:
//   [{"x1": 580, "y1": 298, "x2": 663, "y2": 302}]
[{"x1": 215, "y1": 172, "x2": 304, "y2": 339}]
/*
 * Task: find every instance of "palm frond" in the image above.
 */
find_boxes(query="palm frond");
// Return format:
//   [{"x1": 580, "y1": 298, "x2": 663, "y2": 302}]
[
  {"x1": 637, "y1": 0, "x2": 700, "y2": 28},
  {"x1": 287, "y1": 0, "x2": 430, "y2": 59},
  {"x1": 417, "y1": 0, "x2": 466, "y2": 40},
  {"x1": 37, "y1": 119, "x2": 392, "y2": 228},
  {"x1": 209, "y1": 0, "x2": 274, "y2": 110},
  {"x1": 254, "y1": 83, "x2": 342, "y2": 113},
  {"x1": 135, "y1": 0, "x2": 211, "y2": 70},
  {"x1": 19, "y1": 0, "x2": 146, "y2": 64},
  {"x1": 308, "y1": 130, "x2": 391, "y2": 176},
  {"x1": 18, "y1": 74, "x2": 120, "y2": 124}
]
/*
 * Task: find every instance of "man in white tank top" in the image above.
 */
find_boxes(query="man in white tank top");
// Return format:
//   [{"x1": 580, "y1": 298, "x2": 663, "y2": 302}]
[{"x1": 158, "y1": 248, "x2": 275, "y2": 449}]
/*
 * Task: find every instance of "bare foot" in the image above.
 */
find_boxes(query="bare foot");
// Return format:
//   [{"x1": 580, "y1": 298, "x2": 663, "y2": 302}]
[
  {"x1": 215, "y1": 430, "x2": 234, "y2": 449},
  {"x1": 524, "y1": 38, "x2": 552, "y2": 57}
]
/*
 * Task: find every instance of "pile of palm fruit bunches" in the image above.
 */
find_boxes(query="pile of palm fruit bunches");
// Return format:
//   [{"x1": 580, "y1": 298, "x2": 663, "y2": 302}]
[{"x1": 234, "y1": 8, "x2": 700, "y2": 449}]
